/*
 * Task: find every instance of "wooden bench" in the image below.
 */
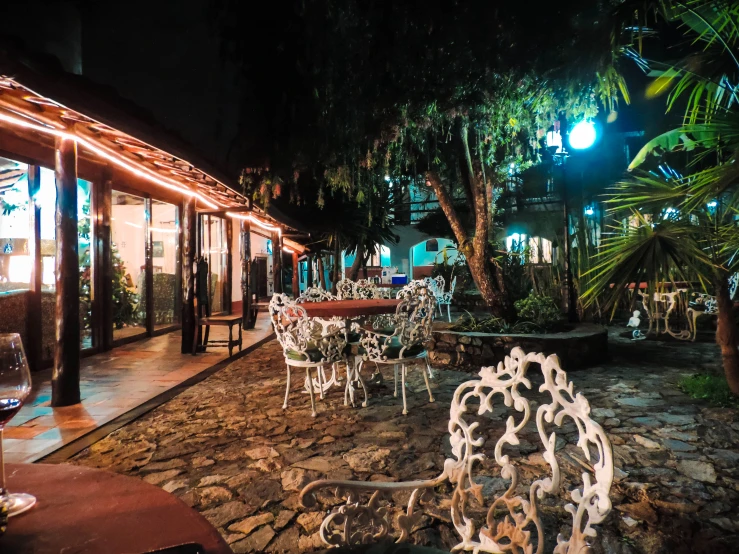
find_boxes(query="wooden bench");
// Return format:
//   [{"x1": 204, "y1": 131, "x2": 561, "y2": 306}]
[
  {"x1": 300, "y1": 347, "x2": 614, "y2": 553},
  {"x1": 198, "y1": 314, "x2": 243, "y2": 356}
]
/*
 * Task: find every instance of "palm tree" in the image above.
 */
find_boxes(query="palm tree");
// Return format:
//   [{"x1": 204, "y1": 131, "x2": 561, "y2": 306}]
[{"x1": 585, "y1": 0, "x2": 739, "y2": 395}]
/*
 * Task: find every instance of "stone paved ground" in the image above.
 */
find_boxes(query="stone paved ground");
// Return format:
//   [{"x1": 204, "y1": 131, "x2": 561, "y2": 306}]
[{"x1": 71, "y1": 333, "x2": 739, "y2": 554}]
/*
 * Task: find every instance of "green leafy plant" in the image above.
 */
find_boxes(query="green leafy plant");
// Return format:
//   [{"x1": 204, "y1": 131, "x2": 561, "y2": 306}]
[
  {"x1": 514, "y1": 293, "x2": 564, "y2": 332},
  {"x1": 678, "y1": 374, "x2": 739, "y2": 408},
  {"x1": 111, "y1": 243, "x2": 140, "y2": 330}
]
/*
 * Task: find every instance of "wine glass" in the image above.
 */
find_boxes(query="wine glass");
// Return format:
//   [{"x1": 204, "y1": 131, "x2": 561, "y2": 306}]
[{"x1": 0, "y1": 334, "x2": 36, "y2": 517}]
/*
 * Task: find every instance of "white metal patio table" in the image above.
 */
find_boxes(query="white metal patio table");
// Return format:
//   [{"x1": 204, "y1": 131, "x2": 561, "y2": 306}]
[{"x1": 300, "y1": 299, "x2": 401, "y2": 406}]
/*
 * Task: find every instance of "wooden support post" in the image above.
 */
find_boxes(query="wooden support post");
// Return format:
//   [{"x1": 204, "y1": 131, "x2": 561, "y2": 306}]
[
  {"x1": 306, "y1": 254, "x2": 314, "y2": 287},
  {"x1": 272, "y1": 231, "x2": 283, "y2": 293},
  {"x1": 26, "y1": 165, "x2": 42, "y2": 371},
  {"x1": 98, "y1": 178, "x2": 113, "y2": 350},
  {"x1": 181, "y1": 198, "x2": 196, "y2": 353},
  {"x1": 240, "y1": 221, "x2": 253, "y2": 329},
  {"x1": 292, "y1": 251, "x2": 299, "y2": 298},
  {"x1": 144, "y1": 197, "x2": 154, "y2": 336},
  {"x1": 52, "y1": 137, "x2": 80, "y2": 407},
  {"x1": 174, "y1": 205, "x2": 182, "y2": 324},
  {"x1": 224, "y1": 218, "x2": 233, "y2": 313}
]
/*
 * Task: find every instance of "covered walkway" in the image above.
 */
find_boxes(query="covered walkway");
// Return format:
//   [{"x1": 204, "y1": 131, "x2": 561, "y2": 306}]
[{"x1": 3, "y1": 320, "x2": 273, "y2": 463}]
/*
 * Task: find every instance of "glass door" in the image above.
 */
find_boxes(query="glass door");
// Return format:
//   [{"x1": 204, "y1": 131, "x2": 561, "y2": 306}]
[
  {"x1": 110, "y1": 190, "x2": 147, "y2": 341},
  {"x1": 200, "y1": 215, "x2": 226, "y2": 314},
  {"x1": 150, "y1": 200, "x2": 180, "y2": 330}
]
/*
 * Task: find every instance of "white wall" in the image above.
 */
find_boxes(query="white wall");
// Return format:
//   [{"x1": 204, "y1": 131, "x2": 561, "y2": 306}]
[{"x1": 411, "y1": 238, "x2": 458, "y2": 267}]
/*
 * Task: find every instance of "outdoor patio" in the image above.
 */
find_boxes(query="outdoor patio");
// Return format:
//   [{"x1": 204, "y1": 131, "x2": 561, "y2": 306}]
[
  {"x1": 70, "y1": 333, "x2": 739, "y2": 554},
  {"x1": 3, "y1": 319, "x2": 273, "y2": 464}
]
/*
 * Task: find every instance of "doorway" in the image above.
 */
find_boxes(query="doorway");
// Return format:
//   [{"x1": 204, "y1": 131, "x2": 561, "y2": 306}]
[{"x1": 253, "y1": 255, "x2": 268, "y2": 300}]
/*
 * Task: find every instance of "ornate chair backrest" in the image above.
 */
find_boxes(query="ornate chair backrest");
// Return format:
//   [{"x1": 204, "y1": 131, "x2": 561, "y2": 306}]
[
  {"x1": 730, "y1": 272, "x2": 738, "y2": 302},
  {"x1": 355, "y1": 279, "x2": 380, "y2": 299},
  {"x1": 423, "y1": 275, "x2": 445, "y2": 299},
  {"x1": 692, "y1": 292, "x2": 718, "y2": 314},
  {"x1": 301, "y1": 347, "x2": 614, "y2": 553},
  {"x1": 296, "y1": 287, "x2": 336, "y2": 303},
  {"x1": 396, "y1": 279, "x2": 433, "y2": 300},
  {"x1": 336, "y1": 279, "x2": 357, "y2": 300},
  {"x1": 269, "y1": 293, "x2": 346, "y2": 363}
]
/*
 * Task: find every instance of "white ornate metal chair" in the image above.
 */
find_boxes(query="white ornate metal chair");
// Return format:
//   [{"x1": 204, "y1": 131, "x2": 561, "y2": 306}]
[
  {"x1": 295, "y1": 287, "x2": 344, "y2": 394},
  {"x1": 433, "y1": 275, "x2": 457, "y2": 322},
  {"x1": 298, "y1": 286, "x2": 337, "y2": 303},
  {"x1": 336, "y1": 279, "x2": 357, "y2": 300},
  {"x1": 730, "y1": 272, "x2": 738, "y2": 302},
  {"x1": 269, "y1": 293, "x2": 348, "y2": 417},
  {"x1": 360, "y1": 284, "x2": 436, "y2": 414},
  {"x1": 686, "y1": 292, "x2": 719, "y2": 342},
  {"x1": 300, "y1": 347, "x2": 614, "y2": 553}
]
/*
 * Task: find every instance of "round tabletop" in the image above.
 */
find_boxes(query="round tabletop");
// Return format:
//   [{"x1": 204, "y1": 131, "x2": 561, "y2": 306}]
[
  {"x1": 300, "y1": 298, "x2": 400, "y2": 318},
  {"x1": 2, "y1": 463, "x2": 231, "y2": 554}
]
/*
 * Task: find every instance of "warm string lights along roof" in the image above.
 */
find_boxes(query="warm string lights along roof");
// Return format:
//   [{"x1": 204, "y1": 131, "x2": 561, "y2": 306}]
[{"x1": 0, "y1": 76, "x2": 251, "y2": 213}]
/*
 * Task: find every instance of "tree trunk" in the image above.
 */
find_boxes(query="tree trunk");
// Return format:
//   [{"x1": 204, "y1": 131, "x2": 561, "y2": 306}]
[
  {"x1": 317, "y1": 255, "x2": 327, "y2": 289},
  {"x1": 715, "y1": 271, "x2": 739, "y2": 396},
  {"x1": 349, "y1": 244, "x2": 364, "y2": 281},
  {"x1": 425, "y1": 162, "x2": 510, "y2": 318}
]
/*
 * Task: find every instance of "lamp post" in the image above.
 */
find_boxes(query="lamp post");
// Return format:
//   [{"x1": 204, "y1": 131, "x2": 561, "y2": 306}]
[{"x1": 548, "y1": 120, "x2": 596, "y2": 323}]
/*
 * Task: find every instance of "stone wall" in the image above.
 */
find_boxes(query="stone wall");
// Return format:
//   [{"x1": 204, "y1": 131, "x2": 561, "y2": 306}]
[{"x1": 429, "y1": 323, "x2": 608, "y2": 370}]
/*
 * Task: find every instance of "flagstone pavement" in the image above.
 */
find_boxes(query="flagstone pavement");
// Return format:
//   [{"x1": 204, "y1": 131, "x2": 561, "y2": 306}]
[
  {"x1": 71, "y1": 334, "x2": 739, "y2": 554},
  {"x1": 4, "y1": 318, "x2": 273, "y2": 463}
]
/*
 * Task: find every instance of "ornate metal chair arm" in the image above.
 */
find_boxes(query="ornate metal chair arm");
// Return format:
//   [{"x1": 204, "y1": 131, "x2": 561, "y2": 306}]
[{"x1": 299, "y1": 473, "x2": 448, "y2": 547}]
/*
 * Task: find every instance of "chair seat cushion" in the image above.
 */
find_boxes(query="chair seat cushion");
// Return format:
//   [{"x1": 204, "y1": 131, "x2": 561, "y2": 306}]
[
  {"x1": 346, "y1": 331, "x2": 362, "y2": 344},
  {"x1": 378, "y1": 336, "x2": 425, "y2": 359},
  {"x1": 286, "y1": 347, "x2": 325, "y2": 362},
  {"x1": 688, "y1": 302, "x2": 707, "y2": 312}
]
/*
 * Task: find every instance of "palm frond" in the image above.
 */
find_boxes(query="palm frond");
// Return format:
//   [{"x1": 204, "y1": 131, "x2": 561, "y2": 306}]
[{"x1": 582, "y1": 215, "x2": 713, "y2": 310}]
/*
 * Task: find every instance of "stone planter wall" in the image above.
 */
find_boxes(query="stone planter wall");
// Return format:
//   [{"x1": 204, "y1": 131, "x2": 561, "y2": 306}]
[{"x1": 429, "y1": 323, "x2": 608, "y2": 370}]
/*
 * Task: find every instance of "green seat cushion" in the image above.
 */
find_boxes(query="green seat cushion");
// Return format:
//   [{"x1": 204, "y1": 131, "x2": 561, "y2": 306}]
[
  {"x1": 346, "y1": 331, "x2": 362, "y2": 344},
  {"x1": 286, "y1": 346, "x2": 325, "y2": 362},
  {"x1": 380, "y1": 337, "x2": 425, "y2": 359}
]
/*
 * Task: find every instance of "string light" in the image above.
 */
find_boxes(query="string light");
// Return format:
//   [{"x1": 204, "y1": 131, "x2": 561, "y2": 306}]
[
  {"x1": 225, "y1": 211, "x2": 282, "y2": 236},
  {"x1": 0, "y1": 110, "x2": 221, "y2": 209}
]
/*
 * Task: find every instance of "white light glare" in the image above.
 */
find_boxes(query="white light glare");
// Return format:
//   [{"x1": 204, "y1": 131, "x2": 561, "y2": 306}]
[
  {"x1": 707, "y1": 201, "x2": 718, "y2": 208},
  {"x1": 584, "y1": 206, "x2": 595, "y2": 216},
  {"x1": 569, "y1": 121, "x2": 596, "y2": 150}
]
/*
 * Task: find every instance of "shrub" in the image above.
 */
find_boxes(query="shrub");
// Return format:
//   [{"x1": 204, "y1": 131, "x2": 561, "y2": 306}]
[
  {"x1": 514, "y1": 293, "x2": 564, "y2": 332},
  {"x1": 678, "y1": 374, "x2": 739, "y2": 407}
]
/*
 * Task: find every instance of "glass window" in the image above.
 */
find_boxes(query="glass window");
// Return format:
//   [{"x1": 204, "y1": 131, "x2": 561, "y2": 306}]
[
  {"x1": 0, "y1": 157, "x2": 30, "y2": 293},
  {"x1": 78, "y1": 180, "x2": 93, "y2": 349},
  {"x1": 201, "y1": 215, "x2": 226, "y2": 313},
  {"x1": 151, "y1": 200, "x2": 179, "y2": 329},
  {"x1": 111, "y1": 191, "x2": 147, "y2": 341}
]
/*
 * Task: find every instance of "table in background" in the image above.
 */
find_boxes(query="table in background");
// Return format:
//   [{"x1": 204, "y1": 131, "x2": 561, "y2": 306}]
[
  {"x1": 2, "y1": 463, "x2": 231, "y2": 554},
  {"x1": 301, "y1": 299, "x2": 401, "y2": 404},
  {"x1": 300, "y1": 298, "x2": 400, "y2": 319}
]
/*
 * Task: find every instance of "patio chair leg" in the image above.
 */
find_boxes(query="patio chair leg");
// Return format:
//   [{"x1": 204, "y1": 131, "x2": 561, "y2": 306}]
[
  {"x1": 344, "y1": 360, "x2": 353, "y2": 407},
  {"x1": 306, "y1": 367, "x2": 317, "y2": 417},
  {"x1": 356, "y1": 359, "x2": 369, "y2": 408},
  {"x1": 421, "y1": 361, "x2": 435, "y2": 403},
  {"x1": 317, "y1": 366, "x2": 325, "y2": 400},
  {"x1": 228, "y1": 325, "x2": 233, "y2": 357},
  {"x1": 401, "y1": 364, "x2": 408, "y2": 415},
  {"x1": 393, "y1": 365, "x2": 398, "y2": 397},
  {"x1": 283, "y1": 366, "x2": 291, "y2": 410},
  {"x1": 447, "y1": 304, "x2": 451, "y2": 323},
  {"x1": 425, "y1": 357, "x2": 435, "y2": 379}
]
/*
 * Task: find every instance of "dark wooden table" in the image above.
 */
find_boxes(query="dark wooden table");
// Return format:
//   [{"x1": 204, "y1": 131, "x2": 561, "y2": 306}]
[
  {"x1": 300, "y1": 298, "x2": 401, "y2": 318},
  {"x1": 2, "y1": 463, "x2": 231, "y2": 554}
]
